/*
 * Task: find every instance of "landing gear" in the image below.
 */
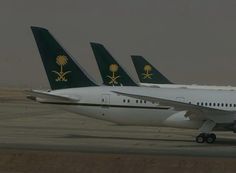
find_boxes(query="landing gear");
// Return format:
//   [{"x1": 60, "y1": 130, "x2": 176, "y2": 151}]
[{"x1": 195, "y1": 133, "x2": 216, "y2": 144}]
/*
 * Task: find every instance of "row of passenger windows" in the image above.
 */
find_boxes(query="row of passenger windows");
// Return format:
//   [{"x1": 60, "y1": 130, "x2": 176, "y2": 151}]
[
  {"x1": 101, "y1": 98, "x2": 151, "y2": 104},
  {"x1": 104, "y1": 97, "x2": 235, "y2": 108},
  {"x1": 123, "y1": 99, "x2": 148, "y2": 104},
  {"x1": 191, "y1": 102, "x2": 236, "y2": 107},
  {"x1": 123, "y1": 99, "x2": 236, "y2": 108}
]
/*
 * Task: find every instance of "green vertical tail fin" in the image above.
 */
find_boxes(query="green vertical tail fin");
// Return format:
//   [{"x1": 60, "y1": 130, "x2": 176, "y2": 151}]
[
  {"x1": 31, "y1": 26, "x2": 97, "y2": 90},
  {"x1": 131, "y1": 55, "x2": 173, "y2": 84},
  {"x1": 90, "y1": 43, "x2": 137, "y2": 86}
]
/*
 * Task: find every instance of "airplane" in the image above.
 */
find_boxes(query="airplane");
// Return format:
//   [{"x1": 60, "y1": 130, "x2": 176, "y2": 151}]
[
  {"x1": 131, "y1": 55, "x2": 236, "y2": 90},
  {"x1": 28, "y1": 26, "x2": 236, "y2": 144}
]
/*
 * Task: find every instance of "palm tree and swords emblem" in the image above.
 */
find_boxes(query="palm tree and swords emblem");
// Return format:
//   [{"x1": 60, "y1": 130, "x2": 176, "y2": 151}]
[
  {"x1": 107, "y1": 64, "x2": 120, "y2": 85},
  {"x1": 52, "y1": 55, "x2": 71, "y2": 82},
  {"x1": 142, "y1": 65, "x2": 153, "y2": 79}
]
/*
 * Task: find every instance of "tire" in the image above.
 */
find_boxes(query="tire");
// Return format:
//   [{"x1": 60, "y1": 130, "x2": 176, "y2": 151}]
[
  {"x1": 206, "y1": 134, "x2": 216, "y2": 144},
  {"x1": 210, "y1": 133, "x2": 216, "y2": 140},
  {"x1": 196, "y1": 135, "x2": 205, "y2": 143}
]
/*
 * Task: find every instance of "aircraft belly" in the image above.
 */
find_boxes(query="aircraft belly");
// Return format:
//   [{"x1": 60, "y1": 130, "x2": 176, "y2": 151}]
[
  {"x1": 60, "y1": 105, "x2": 110, "y2": 122},
  {"x1": 104, "y1": 108, "x2": 175, "y2": 126},
  {"x1": 43, "y1": 104, "x2": 236, "y2": 131},
  {"x1": 62, "y1": 105, "x2": 176, "y2": 126}
]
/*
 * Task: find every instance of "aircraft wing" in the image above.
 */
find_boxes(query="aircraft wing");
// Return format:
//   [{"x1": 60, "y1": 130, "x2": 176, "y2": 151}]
[
  {"x1": 25, "y1": 90, "x2": 79, "y2": 103},
  {"x1": 113, "y1": 91, "x2": 233, "y2": 117}
]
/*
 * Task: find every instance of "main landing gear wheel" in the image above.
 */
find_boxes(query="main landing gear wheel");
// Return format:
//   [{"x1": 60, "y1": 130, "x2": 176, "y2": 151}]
[
  {"x1": 195, "y1": 133, "x2": 216, "y2": 144},
  {"x1": 206, "y1": 133, "x2": 216, "y2": 144},
  {"x1": 196, "y1": 133, "x2": 205, "y2": 143}
]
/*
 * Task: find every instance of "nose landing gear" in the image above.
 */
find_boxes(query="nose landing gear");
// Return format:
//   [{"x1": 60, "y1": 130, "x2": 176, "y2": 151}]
[{"x1": 196, "y1": 133, "x2": 216, "y2": 144}]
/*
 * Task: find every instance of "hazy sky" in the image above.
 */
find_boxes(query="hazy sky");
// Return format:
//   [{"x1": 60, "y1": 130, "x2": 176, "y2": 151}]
[{"x1": 1, "y1": 0, "x2": 236, "y2": 88}]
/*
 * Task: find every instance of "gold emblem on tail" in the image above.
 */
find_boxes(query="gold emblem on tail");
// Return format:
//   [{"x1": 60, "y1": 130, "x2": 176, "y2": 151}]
[
  {"x1": 142, "y1": 65, "x2": 153, "y2": 79},
  {"x1": 52, "y1": 55, "x2": 71, "y2": 82},
  {"x1": 107, "y1": 64, "x2": 120, "y2": 85}
]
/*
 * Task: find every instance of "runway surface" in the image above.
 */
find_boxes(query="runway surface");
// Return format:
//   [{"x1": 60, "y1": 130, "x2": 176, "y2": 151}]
[{"x1": 0, "y1": 88, "x2": 236, "y2": 158}]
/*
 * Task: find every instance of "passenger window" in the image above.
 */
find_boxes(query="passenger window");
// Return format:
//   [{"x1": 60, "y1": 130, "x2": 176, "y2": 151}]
[
  {"x1": 140, "y1": 100, "x2": 143, "y2": 104},
  {"x1": 213, "y1": 103, "x2": 216, "y2": 106},
  {"x1": 201, "y1": 102, "x2": 203, "y2": 106},
  {"x1": 102, "y1": 98, "x2": 105, "y2": 102},
  {"x1": 123, "y1": 99, "x2": 126, "y2": 103},
  {"x1": 205, "y1": 103, "x2": 208, "y2": 106},
  {"x1": 127, "y1": 99, "x2": 130, "y2": 103},
  {"x1": 221, "y1": 103, "x2": 224, "y2": 107},
  {"x1": 209, "y1": 103, "x2": 212, "y2": 106},
  {"x1": 189, "y1": 102, "x2": 191, "y2": 104},
  {"x1": 226, "y1": 104, "x2": 228, "y2": 107},
  {"x1": 136, "y1": 100, "x2": 138, "y2": 103},
  {"x1": 144, "y1": 100, "x2": 146, "y2": 104},
  {"x1": 230, "y1": 104, "x2": 232, "y2": 107}
]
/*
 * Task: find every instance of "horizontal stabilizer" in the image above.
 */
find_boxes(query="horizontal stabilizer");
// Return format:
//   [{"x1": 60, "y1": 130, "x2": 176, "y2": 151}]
[{"x1": 25, "y1": 90, "x2": 79, "y2": 103}]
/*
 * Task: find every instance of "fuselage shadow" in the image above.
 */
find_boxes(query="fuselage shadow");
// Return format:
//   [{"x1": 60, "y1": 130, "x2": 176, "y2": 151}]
[
  {"x1": 63, "y1": 134, "x2": 236, "y2": 146},
  {"x1": 64, "y1": 134, "x2": 192, "y2": 143}
]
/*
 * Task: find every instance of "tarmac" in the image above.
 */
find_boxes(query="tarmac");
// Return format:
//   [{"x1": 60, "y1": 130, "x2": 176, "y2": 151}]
[{"x1": 0, "y1": 88, "x2": 236, "y2": 173}]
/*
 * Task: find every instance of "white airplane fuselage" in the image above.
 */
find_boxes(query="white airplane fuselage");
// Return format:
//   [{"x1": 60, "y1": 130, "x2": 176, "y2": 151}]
[
  {"x1": 140, "y1": 83, "x2": 236, "y2": 90},
  {"x1": 39, "y1": 86, "x2": 236, "y2": 131}
]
